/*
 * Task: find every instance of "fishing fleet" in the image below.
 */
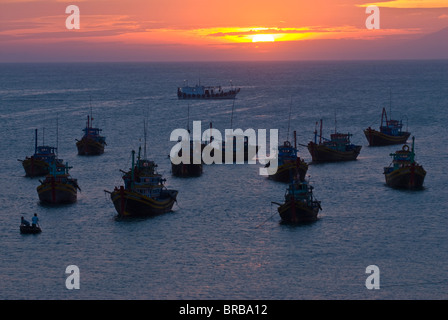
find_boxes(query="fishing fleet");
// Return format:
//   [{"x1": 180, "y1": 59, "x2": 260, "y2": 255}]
[{"x1": 19, "y1": 83, "x2": 425, "y2": 234}]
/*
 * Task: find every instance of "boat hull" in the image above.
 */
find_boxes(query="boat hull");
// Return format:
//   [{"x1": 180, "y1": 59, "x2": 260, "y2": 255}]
[
  {"x1": 171, "y1": 163, "x2": 203, "y2": 177},
  {"x1": 111, "y1": 188, "x2": 178, "y2": 217},
  {"x1": 20, "y1": 225, "x2": 42, "y2": 234},
  {"x1": 20, "y1": 158, "x2": 50, "y2": 177},
  {"x1": 278, "y1": 200, "x2": 320, "y2": 223},
  {"x1": 307, "y1": 142, "x2": 361, "y2": 162},
  {"x1": 37, "y1": 181, "x2": 78, "y2": 204},
  {"x1": 178, "y1": 90, "x2": 240, "y2": 100},
  {"x1": 364, "y1": 128, "x2": 410, "y2": 146},
  {"x1": 76, "y1": 138, "x2": 105, "y2": 155},
  {"x1": 269, "y1": 160, "x2": 308, "y2": 182},
  {"x1": 384, "y1": 165, "x2": 426, "y2": 189},
  {"x1": 178, "y1": 94, "x2": 238, "y2": 100}
]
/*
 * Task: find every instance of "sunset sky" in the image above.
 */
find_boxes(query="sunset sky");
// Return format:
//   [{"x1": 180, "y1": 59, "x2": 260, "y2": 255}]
[{"x1": 1, "y1": 0, "x2": 448, "y2": 61}]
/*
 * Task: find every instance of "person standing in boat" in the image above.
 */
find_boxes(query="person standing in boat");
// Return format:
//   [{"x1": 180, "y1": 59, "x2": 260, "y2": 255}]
[
  {"x1": 31, "y1": 213, "x2": 39, "y2": 227},
  {"x1": 21, "y1": 216, "x2": 30, "y2": 226}
]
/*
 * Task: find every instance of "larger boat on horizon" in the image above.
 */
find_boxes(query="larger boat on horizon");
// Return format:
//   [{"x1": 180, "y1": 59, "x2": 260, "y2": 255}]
[
  {"x1": 307, "y1": 119, "x2": 362, "y2": 162},
  {"x1": 364, "y1": 107, "x2": 410, "y2": 146},
  {"x1": 106, "y1": 148, "x2": 178, "y2": 217},
  {"x1": 177, "y1": 81, "x2": 240, "y2": 100},
  {"x1": 18, "y1": 128, "x2": 64, "y2": 177}
]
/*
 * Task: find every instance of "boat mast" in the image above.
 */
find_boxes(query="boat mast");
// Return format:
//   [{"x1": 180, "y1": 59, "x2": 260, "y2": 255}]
[
  {"x1": 209, "y1": 122, "x2": 213, "y2": 144},
  {"x1": 230, "y1": 99, "x2": 235, "y2": 129},
  {"x1": 319, "y1": 119, "x2": 323, "y2": 144},
  {"x1": 187, "y1": 103, "x2": 190, "y2": 133},
  {"x1": 381, "y1": 108, "x2": 387, "y2": 127},
  {"x1": 34, "y1": 129, "x2": 38, "y2": 154},
  {"x1": 294, "y1": 130, "x2": 297, "y2": 150},
  {"x1": 56, "y1": 114, "x2": 59, "y2": 157},
  {"x1": 334, "y1": 110, "x2": 337, "y2": 134},
  {"x1": 131, "y1": 150, "x2": 135, "y2": 190},
  {"x1": 287, "y1": 96, "x2": 292, "y2": 142},
  {"x1": 143, "y1": 119, "x2": 147, "y2": 160},
  {"x1": 389, "y1": 88, "x2": 392, "y2": 120}
]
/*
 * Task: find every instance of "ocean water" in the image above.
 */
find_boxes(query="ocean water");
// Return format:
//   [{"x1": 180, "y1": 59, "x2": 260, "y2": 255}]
[{"x1": 0, "y1": 60, "x2": 448, "y2": 300}]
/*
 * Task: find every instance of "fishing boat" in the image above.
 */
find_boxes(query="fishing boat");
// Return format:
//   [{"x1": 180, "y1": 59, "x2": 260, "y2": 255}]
[
  {"x1": 171, "y1": 104, "x2": 203, "y2": 177},
  {"x1": 274, "y1": 177, "x2": 322, "y2": 223},
  {"x1": 383, "y1": 136, "x2": 426, "y2": 189},
  {"x1": 105, "y1": 148, "x2": 178, "y2": 217},
  {"x1": 267, "y1": 131, "x2": 308, "y2": 182},
  {"x1": 20, "y1": 225, "x2": 42, "y2": 234},
  {"x1": 364, "y1": 107, "x2": 410, "y2": 146},
  {"x1": 177, "y1": 81, "x2": 240, "y2": 100},
  {"x1": 76, "y1": 114, "x2": 106, "y2": 155},
  {"x1": 18, "y1": 129, "x2": 64, "y2": 177},
  {"x1": 171, "y1": 138, "x2": 203, "y2": 177},
  {"x1": 220, "y1": 135, "x2": 259, "y2": 163},
  {"x1": 307, "y1": 119, "x2": 362, "y2": 162},
  {"x1": 37, "y1": 161, "x2": 80, "y2": 204},
  {"x1": 201, "y1": 121, "x2": 259, "y2": 163}
]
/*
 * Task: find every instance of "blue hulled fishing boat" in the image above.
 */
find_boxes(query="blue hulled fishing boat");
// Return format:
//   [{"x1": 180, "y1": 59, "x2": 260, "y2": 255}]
[{"x1": 177, "y1": 81, "x2": 240, "y2": 100}]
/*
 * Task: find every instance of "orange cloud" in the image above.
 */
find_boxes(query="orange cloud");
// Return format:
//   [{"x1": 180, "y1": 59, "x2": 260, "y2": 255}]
[{"x1": 360, "y1": 0, "x2": 448, "y2": 8}]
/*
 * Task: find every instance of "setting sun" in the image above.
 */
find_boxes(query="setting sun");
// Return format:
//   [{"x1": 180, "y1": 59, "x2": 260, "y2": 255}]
[{"x1": 252, "y1": 34, "x2": 275, "y2": 42}]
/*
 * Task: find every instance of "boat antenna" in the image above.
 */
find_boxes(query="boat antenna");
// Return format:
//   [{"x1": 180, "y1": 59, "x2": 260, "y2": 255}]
[
  {"x1": 187, "y1": 103, "x2": 190, "y2": 133},
  {"x1": 143, "y1": 118, "x2": 147, "y2": 160},
  {"x1": 56, "y1": 113, "x2": 59, "y2": 157},
  {"x1": 319, "y1": 119, "x2": 323, "y2": 144},
  {"x1": 287, "y1": 96, "x2": 292, "y2": 142},
  {"x1": 34, "y1": 128, "x2": 38, "y2": 154},
  {"x1": 334, "y1": 109, "x2": 337, "y2": 134},
  {"x1": 389, "y1": 88, "x2": 392, "y2": 120},
  {"x1": 230, "y1": 98, "x2": 235, "y2": 129},
  {"x1": 89, "y1": 96, "x2": 93, "y2": 127}
]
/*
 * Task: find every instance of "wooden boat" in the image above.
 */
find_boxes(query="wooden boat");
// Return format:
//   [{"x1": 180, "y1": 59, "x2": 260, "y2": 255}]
[
  {"x1": 18, "y1": 129, "x2": 64, "y2": 177},
  {"x1": 267, "y1": 131, "x2": 308, "y2": 182},
  {"x1": 76, "y1": 114, "x2": 106, "y2": 155},
  {"x1": 20, "y1": 225, "x2": 42, "y2": 234},
  {"x1": 171, "y1": 139, "x2": 203, "y2": 177},
  {"x1": 171, "y1": 105, "x2": 203, "y2": 177},
  {"x1": 177, "y1": 81, "x2": 240, "y2": 100},
  {"x1": 274, "y1": 177, "x2": 322, "y2": 223},
  {"x1": 105, "y1": 148, "x2": 178, "y2": 217},
  {"x1": 219, "y1": 135, "x2": 259, "y2": 163},
  {"x1": 202, "y1": 121, "x2": 259, "y2": 163},
  {"x1": 364, "y1": 107, "x2": 410, "y2": 146},
  {"x1": 307, "y1": 119, "x2": 362, "y2": 162},
  {"x1": 384, "y1": 136, "x2": 426, "y2": 189},
  {"x1": 37, "y1": 161, "x2": 80, "y2": 204}
]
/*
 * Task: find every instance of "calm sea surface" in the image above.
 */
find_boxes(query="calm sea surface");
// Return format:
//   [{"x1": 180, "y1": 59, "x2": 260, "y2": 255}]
[{"x1": 1, "y1": 61, "x2": 447, "y2": 300}]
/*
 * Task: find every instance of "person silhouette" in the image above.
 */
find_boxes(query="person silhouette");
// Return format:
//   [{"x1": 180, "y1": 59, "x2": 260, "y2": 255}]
[
  {"x1": 31, "y1": 213, "x2": 39, "y2": 227},
  {"x1": 21, "y1": 216, "x2": 30, "y2": 226}
]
